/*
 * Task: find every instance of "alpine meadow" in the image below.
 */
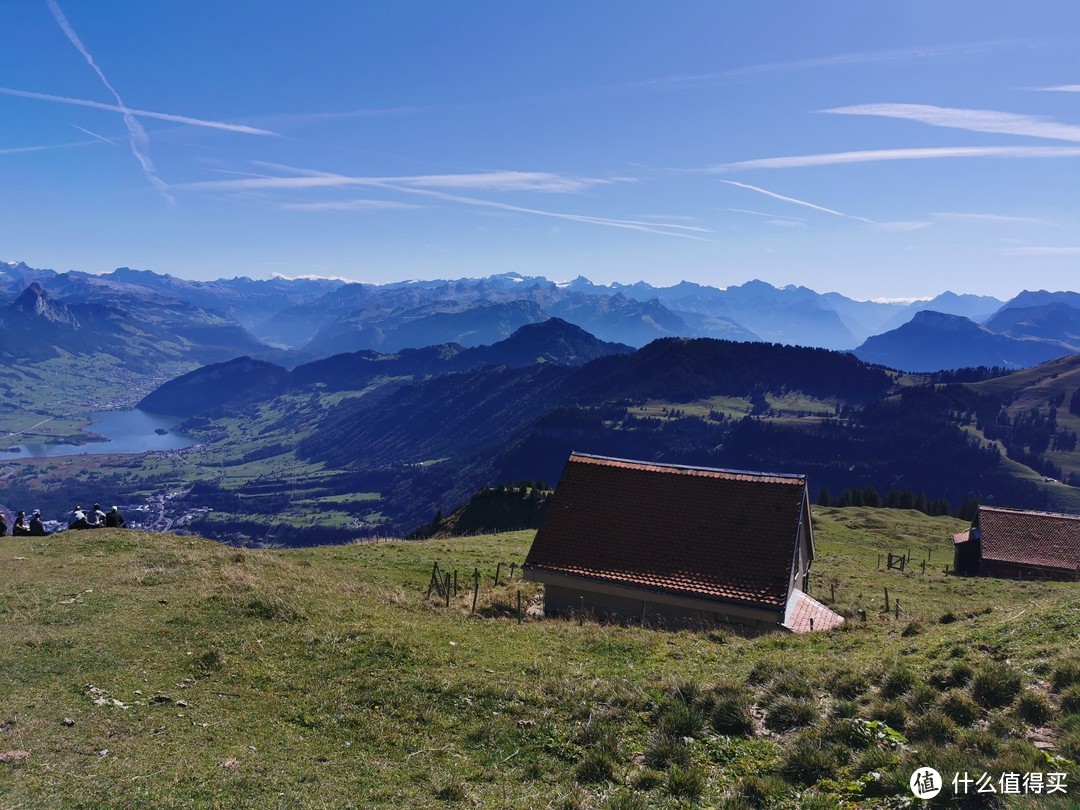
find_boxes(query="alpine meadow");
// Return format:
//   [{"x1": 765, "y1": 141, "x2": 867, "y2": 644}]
[{"x1": 3, "y1": 2, "x2": 1080, "y2": 808}]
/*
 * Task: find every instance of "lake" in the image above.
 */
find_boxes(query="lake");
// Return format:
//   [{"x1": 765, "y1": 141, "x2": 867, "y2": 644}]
[{"x1": 9, "y1": 409, "x2": 195, "y2": 458}]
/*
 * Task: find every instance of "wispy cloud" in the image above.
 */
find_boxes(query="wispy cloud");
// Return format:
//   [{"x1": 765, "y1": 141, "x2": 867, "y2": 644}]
[
  {"x1": 0, "y1": 86, "x2": 277, "y2": 137},
  {"x1": 279, "y1": 199, "x2": 422, "y2": 212},
  {"x1": 873, "y1": 221, "x2": 934, "y2": 232},
  {"x1": 720, "y1": 180, "x2": 873, "y2": 223},
  {"x1": 824, "y1": 103, "x2": 1080, "y2": 142},
  {"x1": 46, "y1": 0, "x2": 172, "y2": 200},
  {"x1": 713, "y1": 145, "x2": 1080, "y2": 171},
  {"x1": 1032, "y1": 84, "x2": 1080, "y2": 93},
  {"x1": 0, "y1": 139, "x2": 99, "y2": 155},
  {"x1": 250, "y1": 105, "x2": 443, "y2": 128},
  {"x1": 607, "y1": 41, "x2": 1026, "y2": 92},
  {"x1": 174, "y1": 164, "x2": 706, "y2": 240},
  {"x1": 726, "y1": 207, "x2": 805, "y2": 222},
  {"x1": 1000, "y1": 246, "x2": 1080, "y2": 256},
  {"x1": 176, "y1": 166, "x2": 617, "y2": 194},
  {"x1": 933, "y1": 212, "x2": 1055, "y2": 225}
]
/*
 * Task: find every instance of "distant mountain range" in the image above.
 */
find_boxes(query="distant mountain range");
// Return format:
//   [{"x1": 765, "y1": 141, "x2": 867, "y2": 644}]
[
  {"x1": 3, "y1": 259, "x2": 1078, "y2": 373},
  {"x1": 135, "y1": 321, "x2": 1080, "y2": 538},
  {"x1": 139, "y1": 318, "x2": 632, "y2": 416}
]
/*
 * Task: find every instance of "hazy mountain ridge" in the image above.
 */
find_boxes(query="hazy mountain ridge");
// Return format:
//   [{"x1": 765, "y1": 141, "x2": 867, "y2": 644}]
[
  {"x1": 139, "y1": 318, "x2": 632, "y2": 416},
  {"x1": 853, "y1": 310, "x2": 1075, "y2": 372},
  {"x1": 18, "y1": 260, "x2": 1079, "y2": 367}
]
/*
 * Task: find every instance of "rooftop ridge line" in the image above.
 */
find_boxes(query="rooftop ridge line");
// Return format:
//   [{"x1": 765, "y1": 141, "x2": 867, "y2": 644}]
[{"x1": 569, "y1": 451, "x2": 806, "y2": 482}]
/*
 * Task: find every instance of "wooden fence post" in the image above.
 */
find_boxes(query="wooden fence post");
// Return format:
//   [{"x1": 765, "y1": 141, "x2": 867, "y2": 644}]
[
  {"x1": 471, "y1": 569, "x2": 480, "y2": 614},
  {"x1": 517, "y1": 590, "x2": 522, "y2": 624},
  {"x1": 884, "y1": 586, "x2": 890, "y2": 612},
  {"x1": 830, "y1": 583, "x2": 835, "y2": 603},
  {"x1": 495, "y1": 562, "x2": 502, "y2": 587},
  {"x1": 894, "y1": 600, "x2": 899, "y2": 620},
  {"x1": 426, "y1": 561, "x2": 440, "y2": 598},
  {"x1": 444, "y1": 573, "x2": 451, "y2": 608},
  {"x1": 579, "y1": 596, "x2": 584, "y2": 626}
]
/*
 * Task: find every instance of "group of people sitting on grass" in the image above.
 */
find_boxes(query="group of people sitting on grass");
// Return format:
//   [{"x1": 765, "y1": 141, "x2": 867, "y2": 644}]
[
  {"x1": 68, "y1": 503, "x2": 126, "y2": 530},
  {"x1": 0, "y1": 509, "x2": 47, "y2": 536}
]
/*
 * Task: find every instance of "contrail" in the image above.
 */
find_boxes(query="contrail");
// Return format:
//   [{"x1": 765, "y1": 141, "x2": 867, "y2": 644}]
[
  {"x1": 0, "y1": 87, "x2": 277, "y2": 136},
  {"x1": 46, "y1": 0, "x2": 172, "y2": 201},
  {"x1": 721, "y1": 180, "x2": 873, "y2": 223},
  {"x1": 71, "y1": 124, "x2": 119, "y2": 146}
]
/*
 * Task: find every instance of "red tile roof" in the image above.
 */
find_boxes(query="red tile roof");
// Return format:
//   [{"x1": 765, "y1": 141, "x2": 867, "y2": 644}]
[
  {"x1": 524, "y1": 453, "x2": 809, "y2": 608},
  {"x1": 783, "y1": 589, "x2": 845, "y2": 633},
  {"x1": 977, "y1": 506, "x2": 1080, "y2": 572}
]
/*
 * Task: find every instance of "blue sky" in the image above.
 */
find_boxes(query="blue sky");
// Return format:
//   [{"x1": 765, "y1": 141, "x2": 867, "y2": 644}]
[{"x1": 2, "y1": 1, "x2": 1079, "y2": 300}]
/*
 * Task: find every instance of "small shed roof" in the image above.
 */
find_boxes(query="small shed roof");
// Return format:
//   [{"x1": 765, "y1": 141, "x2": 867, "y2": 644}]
[
  {"x1": 784, "y1": 589, "x2": 845, "y2": 633},
  {"x1": 977, "y1": 506, "x2": 1080, "y2": 572},
  {"x1": 524, "y1": 453, "x2": 810, "y2": 609}
]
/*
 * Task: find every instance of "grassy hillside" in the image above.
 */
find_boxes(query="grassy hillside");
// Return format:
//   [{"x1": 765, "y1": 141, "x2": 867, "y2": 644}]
[{"x1": 2, "y1": 509, "x2": 1078, "y2": 808}]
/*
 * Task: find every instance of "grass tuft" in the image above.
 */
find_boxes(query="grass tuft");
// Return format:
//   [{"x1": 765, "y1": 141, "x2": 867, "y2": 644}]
[
  {"x1": 938, "y1": 690, "x2": 981, "y2": 727},
  {"x1": 764, "y1": 697, "x2": 818, "y2": 732},
  {"x1": 1015, "y1": 690, "x2": 1053, "y2": 725},
  {"x1": 971, "y1": 661, "x2": 1023, "y2": 709}
]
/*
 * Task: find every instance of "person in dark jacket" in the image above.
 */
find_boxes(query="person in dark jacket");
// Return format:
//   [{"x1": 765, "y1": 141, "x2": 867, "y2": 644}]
[
  {"x1": 29, "y1": 511, "x2": 47, "y2": 536},
  {"x1": 12, "y1": 511, "x2": 30, "y2": 535},
  {"x1": 105, "y1": 506, "x2": 126, "y2": 528},
  {"x1": 0, "y1": 513, "x2": 7, "y2": 536}
]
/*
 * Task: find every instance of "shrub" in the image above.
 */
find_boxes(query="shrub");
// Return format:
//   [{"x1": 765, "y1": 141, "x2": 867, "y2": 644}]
[
  {"x1": 939, "y1": 690, "x2": 980, "y2": 727},
  {"x1": 906, "y1": 710, "x2": 958, "y2": 745},
  {"x1": 666, "y1": 763, "x2": 707, "y2": 799},
  {"x1": 900, "y1": 620, "x2": 922, "y2": 637},
  {"x1": 971, "y1": 662, "x2": 1023, "y2": 709},
  {"x1": 1015, "y1": 690, "x2": 1053, "y2": 725},
  {"x1": 880, "y1": 665, "x2": 917, "y2": 699},
  {"x1": 764, "y1": 697, "x2": 818, "y2": 732},
  {"x1": 939, "y1": 611, "x2": 957, "y2": 624}
]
